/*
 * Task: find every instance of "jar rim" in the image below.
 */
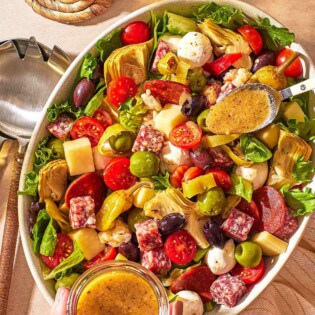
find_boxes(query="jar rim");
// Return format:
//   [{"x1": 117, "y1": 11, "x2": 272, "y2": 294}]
[{"x1": 67, "y1": 260, "x2": 169, "y2": 315}]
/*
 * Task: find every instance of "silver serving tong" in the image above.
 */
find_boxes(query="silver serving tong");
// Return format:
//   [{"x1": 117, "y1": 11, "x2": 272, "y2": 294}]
[{"x1": 0, "y1": 37, "x2": 70, "y2": 314}]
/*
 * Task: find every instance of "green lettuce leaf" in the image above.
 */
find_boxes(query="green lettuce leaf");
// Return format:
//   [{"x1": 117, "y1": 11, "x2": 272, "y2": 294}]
[
  {"x1": 287, "y1": 77, "x2": 310, "y2": 114},
  {"x1": 33, "y1": 138, "x2": 60, "y2": 172},
  {"x1": 150, "y1": 11, "x2": 168, "y2": 50},
  {"x1": 96, "y1": 28, "x2": 123, "y2": 62},
  {"x1": 293, "y1": 157, "x2": 315, "y2": 183},
  {"x1": 229, "y1": 174, "x2": 253, "y2": 202},
  {"x1": 192, "y1": 2, "x2": 250, "y2": 29},
  {"x1": 84, "y1": 86, "x2": 106, "y2": 116},
  {"x1": 47, "y1": 101, "x2": 84, "y2": 122},
  {"x1": 44, "y1": 241, "x2": 85, "y2": 280},
  {"x1": 151, "y1": 172, "x2": 171, "y2": 190},
  {"x1": 31, "y1": 210, "x2": 50, "y2": 256},
  {"x1": 40, "y1": 218, "x2": 58, "y2": 257},
  {"x1": 279, "y1": 116, "x2": 315, "y2": 140},
  {"x1": 17, "y1": 171, "x2": 39, "y2": 197},
  {"x1": 80, "y1": 53, "x2": 97, "y2": 80},
  {"x1": 281, "y1": 185, "x2": 315, "y2": 216},
  {"x1": 119, "y1": 97, "x2": 147, "y2": 132},
  {"x1": 240, "y1": 134, "x2": 272, "y2": 162},
  {"x1": 255, "y1": 17, "x2": 295, "y2": 50}
]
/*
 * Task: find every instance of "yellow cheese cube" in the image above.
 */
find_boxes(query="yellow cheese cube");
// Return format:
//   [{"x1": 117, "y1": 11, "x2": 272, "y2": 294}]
[
  {"x1": 154, "y1": 104, "x2": 188, "y2": 137},
  {"x1": 283, "y1": 101, "x2": 305, "y2": 123},
  {"x1": 63, "y1": 137, "x2": 95, "y2": 176},
  {"x1": 69, "y1": 228, "x2": 105, "y2": 260},
  {"x1": 252, "y1": 231, "x2": 288, "y2": 256}
]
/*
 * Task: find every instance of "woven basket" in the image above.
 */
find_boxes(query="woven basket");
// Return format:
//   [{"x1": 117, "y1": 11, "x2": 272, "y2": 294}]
[{"x1": 25, "y1": 0, "x2": 113, "y2": 24}]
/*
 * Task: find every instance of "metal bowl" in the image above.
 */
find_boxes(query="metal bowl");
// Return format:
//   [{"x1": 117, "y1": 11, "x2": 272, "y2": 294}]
[{"x1": 18, "y1": 1, "x2": 315, "y2": 313}]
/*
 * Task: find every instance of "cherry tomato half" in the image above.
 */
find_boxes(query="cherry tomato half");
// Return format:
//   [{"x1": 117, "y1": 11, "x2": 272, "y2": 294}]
[
  {"x1": 170, "y1": 121, "x2": 202, "y2": 150},
  {"x1": 231, "y1": 259, "x2": 265, "y2": 284},
  {"x1": 41, "y1": 234, "x2": 74, "y2": 269},
  {"x1": 83, "y1": 246, "x2": 117, "y2": 270},
  {"x1": 206, "y1": 168, "x2": 231, "y2": 192},
  {"x1": 170, "y1": 165, "x2": 189, "y2": 188},
  {"x1": 107, "y1": 77, "x2": 137, "y2": 107},
  {"x1": 103, "y1": 157, "x2": 137, "y2": 190},
  {"x1": 70, "y1": 116, "x2": 105, "y2": 147},
  {"x1": 164, "y1": 230, "x2": 197, "y2": 265},
  {"x1": 121, "y1": 21, "x2": 150, "y2": 46},
  {"x1": 182, "y1": 167, "x2": 203, "y2": 182},
  {"x1": 92, "y1": 108, "x2": 112, "y2": 130},
  {"x1": 237, "y1": 25, "x2": 263, "y2": 55},
  {"x1": 276, "y1": 48, "x2": 303, "y2": 78}
]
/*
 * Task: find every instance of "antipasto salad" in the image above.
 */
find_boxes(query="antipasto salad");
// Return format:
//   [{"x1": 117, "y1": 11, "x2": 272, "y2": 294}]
[{"x1": 19, "y1": 2, "x2": 315, "y2": 311}]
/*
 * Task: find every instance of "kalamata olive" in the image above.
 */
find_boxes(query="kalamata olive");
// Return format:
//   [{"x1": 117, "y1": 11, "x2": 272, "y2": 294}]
[
  {"x1": 251, "y1": 50, "x2": 276, "y2": 73},
  {"x1": 181, "y1": 95, "x2": 207, "y2": 117},
  {"x1": 91, "y1": 61, "x2": 104, "y2": 82},
  {"x1": 203, "y1": 220, "x2": 225, "y2": 248},
  {"x1": 158, "y1": 213, "x2": 186, "y2": 236},
  {"x1": 28, "y1": 202, "x2": 44, "y2": 236},
  {"x1": 73, "y1": 78, "x2": 96, "y2": 108},
  {"x1": 130, "y1": 233, "x2": 139, "y2": 246},
  {"x1": 118, "y1": 241, "x2": 140, "y2": 262},
  {"x1": 189, "y1": 147, "x2": 212, "y2": 170}
]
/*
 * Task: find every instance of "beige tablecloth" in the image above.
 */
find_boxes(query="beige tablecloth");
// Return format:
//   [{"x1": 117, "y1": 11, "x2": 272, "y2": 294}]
[{"x1": 0, "y1": 0, "x2": 314, "y2": 314}]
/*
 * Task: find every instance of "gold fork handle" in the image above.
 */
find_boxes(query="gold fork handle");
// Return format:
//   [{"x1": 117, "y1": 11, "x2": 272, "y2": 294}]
[{"x1": 0, "y1": 151, "x2": 24, "y2": 314}]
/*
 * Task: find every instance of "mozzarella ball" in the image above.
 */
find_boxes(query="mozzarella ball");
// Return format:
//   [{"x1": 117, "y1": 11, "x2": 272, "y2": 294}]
[
  {"x1": 160, "y1": 142, "x2": 193, "y2": 173},
  {"x1": 177, "y1": 32, "x2": 213, "y2": 68},
  {"x1": 235, "y1": 161, "x2": 268, "y2": 190},
  {"x1": 176, "y1": 291, "x2": 203, "y2": 315},
  {"x1": 205, "y1": 239, "x2": 236, "y2": 275}
]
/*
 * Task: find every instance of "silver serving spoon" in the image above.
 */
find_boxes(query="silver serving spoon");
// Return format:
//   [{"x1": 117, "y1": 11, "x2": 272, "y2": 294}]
[
  {"x1": 0, "y1": 37, "x2": 70, "y2": 313},
  {"x1": 230, "y1": 78, "x2": 315, "y2": 132}
]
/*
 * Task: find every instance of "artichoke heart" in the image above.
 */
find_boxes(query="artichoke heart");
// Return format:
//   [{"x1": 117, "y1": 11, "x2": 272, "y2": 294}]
[
  {"x1": 38, "y1": 159, "x2": 68, "y2": 202},
  {"x1": 267, "y1": 130, "x2": 312, "y2": 189},
  {"x1": 144, "y1": 188, "x2": 210, "y2": 248},
  {"x1": 104, "y1": 39, "x2": 153, "y2": 86},
  {"x1": 198, "y1": 19, "x2": 252, "y2": 69}
]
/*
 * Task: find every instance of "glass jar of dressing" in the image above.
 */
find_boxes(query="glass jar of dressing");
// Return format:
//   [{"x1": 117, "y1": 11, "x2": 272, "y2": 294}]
[{"x1": 67, "y1": 260, "x2": 169, "y2": 315}]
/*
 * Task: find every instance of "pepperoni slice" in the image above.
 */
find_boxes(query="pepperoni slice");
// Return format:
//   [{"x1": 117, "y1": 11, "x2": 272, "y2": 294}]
[
  {"x1": 65, "y1": 172, "x2": 106, "y2": 211},
  {"x1": 143, "y1": 80, "x2": 191, "y2": 105},
  {"x1": 237, "y1": 198, "x2": 260, "y2": 231},
  {"x1": 170, "y1": 265, "x2": 217, "y2": 303},
  {"x1": 252, "y1": 186, "x2": 286, "y2": 233}
]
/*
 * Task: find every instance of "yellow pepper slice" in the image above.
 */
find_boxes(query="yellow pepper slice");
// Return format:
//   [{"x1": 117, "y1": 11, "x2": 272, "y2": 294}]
[
  {"x1": 45, "y1": 198, "x2": 71, "y2": 233},
  {"x1": 202, "y1": 134, "x2": 240, "y2": 147},
  {"x1": 157, "y1": 52, "x2": 178, "y2": 75},
  {"x1": 220, "y1": 144, "x2": 253, "y2": 167},
  {"x1": 221, "y1": 195, "x2": 241, "y2": 219},
  {"x1": 182, "y1": 173, "x2": 217, "y2": 199}
]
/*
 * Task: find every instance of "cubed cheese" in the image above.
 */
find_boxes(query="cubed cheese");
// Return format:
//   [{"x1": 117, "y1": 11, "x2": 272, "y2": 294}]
[
  {"x1": 154, "y1": 104, "x2": 188, "y2": 137},
  {"x1": 63, "y1": 137, "x2": 95, "y2": 176},
  {"x1": 69, "y1": 228, "x2": 104, "y2": 260}
]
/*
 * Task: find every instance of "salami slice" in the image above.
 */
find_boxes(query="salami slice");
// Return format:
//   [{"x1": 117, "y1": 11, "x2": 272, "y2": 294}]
[
  {"x1": 143, "y1": 80, "x2": 191, "y2": 106},
  {"x1": 65, "y1": 172, "x2": 106, "y2": 211},
  {"x1": 273, "y1": 208, "x2": 299, "y2": 241},
  {"x1": 141, "y1": 248, "x2": 171, "y2": 276},
  {"x1": 151, "y1": 40, "x2": 171, "y2": 73},
  {"x1": 69, "y1": 196, "x2": 96, "y2": 229},
  {"x1": 253, "y1": 186, "x2": 286, "y2": 233},
  {"x1": 208, "y1": 147, "x2": 234, "y2": 169},
  {"x1": 170, "y1": 266, "x2": 217, "y2": 303},
  {"x1": 210, "y1": 274, "x2": 246, "y2": 307},
  {"x1": 47, "y1": 114, "x2": 73, "y2": 140}
]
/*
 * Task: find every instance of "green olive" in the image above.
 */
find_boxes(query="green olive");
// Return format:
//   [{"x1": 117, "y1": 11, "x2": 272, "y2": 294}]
[
  {"x1": 109, "y1": 131, "x2": 134, "y2": 152},
  {"x1": 196, "y1": 187, "x2": 225, "y2": 216},
  {"x1": 130, "y1": 151, "x2": 159, "y2": 178},
  {"x1": 188, "y1": 68, "x2": 207, "y2": 93},
  {"x1": 48, "y1": 138, "x2": 65, "y2": 159},
  {"x1": 127, "y1": 208, "x2": 149, "y2": 232},
  {"x1": 197, "y1": 109, "x2": 211, "y2": 132},
  {"x1": 235, "y1": 241, "x2": 262, "y2": 267}
]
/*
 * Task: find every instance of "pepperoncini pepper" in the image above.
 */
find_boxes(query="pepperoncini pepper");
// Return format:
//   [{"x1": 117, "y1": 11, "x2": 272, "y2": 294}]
[
  {"x1": 249, "y1": 51, "x2": 300, "y2": 90},
  {"x1": 96, "y1": 181, "x2": 154, "y2": 231}
]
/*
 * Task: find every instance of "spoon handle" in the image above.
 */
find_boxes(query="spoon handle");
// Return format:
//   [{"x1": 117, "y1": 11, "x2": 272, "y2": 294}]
[
  {"x1": 0, "y1": 146, "x2": 25, "y2": 314},
  {"x1": 281, "y1": 78, "x2": 315, "y2": 99}
]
